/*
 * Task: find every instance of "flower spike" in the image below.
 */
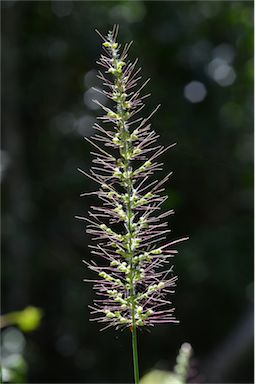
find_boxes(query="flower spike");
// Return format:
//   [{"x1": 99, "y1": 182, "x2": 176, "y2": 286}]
[
  {"x1": 78, "y1": 26, "x2": 188, "y2": 383},
  {"x1": 78, "y1": 27, "x2": 188, "y2": 330}
]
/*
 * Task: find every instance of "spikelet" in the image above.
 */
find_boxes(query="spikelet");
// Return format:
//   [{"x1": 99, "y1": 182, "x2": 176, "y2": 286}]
[{"x1": 77, "y1": 25, "x2": 188, "y2": 331}]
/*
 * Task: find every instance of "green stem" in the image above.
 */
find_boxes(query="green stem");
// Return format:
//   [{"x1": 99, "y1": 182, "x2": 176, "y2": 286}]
[
  {"x1": 111, "y1": 37, "x2": 140, "y2": 384},
  {"x1": 125, "y1": 133, "x2": 140, "y2": 384},
  {"x1": 124, "y1": 119, "x2": 140, "y2": 384},
  {"x1": 132, "y1": 319, "x2": 140, "y2": 383}
]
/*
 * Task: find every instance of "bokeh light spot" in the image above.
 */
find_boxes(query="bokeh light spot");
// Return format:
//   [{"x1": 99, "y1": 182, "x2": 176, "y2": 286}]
[
  {"x1": 0, "y1": 150, "x2": 10, "y2": 182},
  {"x1": 83, "y1": 88, "x2": 107, "y2": 111},
  {"x1": 184, "y1": 81, "x2": 207, "y2": 103},
  {"x1": 84, "y1": 70, "x2": 101, "y2": 89},
  {"x1": 207, "y1": 58, "x2": 236, "y2": 86},
  {"x1": 74, "y1": 115, "x2": 95, "y2": 137},
  {"x1": 3, "y1": 328, "x2": 25, "y2": 354}
]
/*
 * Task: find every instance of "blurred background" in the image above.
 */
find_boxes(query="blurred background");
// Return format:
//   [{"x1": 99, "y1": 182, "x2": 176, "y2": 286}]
[{"x1": 1, "y1": 1, "x2": 254, "y2": 383}]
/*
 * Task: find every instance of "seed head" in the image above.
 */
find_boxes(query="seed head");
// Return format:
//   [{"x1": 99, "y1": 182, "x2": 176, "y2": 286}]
[{"x1": 77, "y1": 25, "x2": 188, "y2": 331}]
